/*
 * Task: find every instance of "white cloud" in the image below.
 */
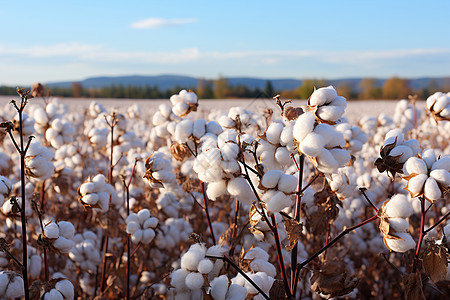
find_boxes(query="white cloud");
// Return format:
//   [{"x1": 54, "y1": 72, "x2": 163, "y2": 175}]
[{"x1": 130, "y1": 17, "x2": 197, "y2": 29}]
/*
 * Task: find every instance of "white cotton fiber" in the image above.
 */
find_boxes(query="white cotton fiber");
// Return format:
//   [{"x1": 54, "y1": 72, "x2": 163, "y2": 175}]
[
  {"x1": 210, "y1": 275, "x2": 229, "y2": 300},
  {"x1": 277, "y1": 174, "x2": 297, "y2": 194},
  {"x1": 404, "y1": 157, "x2": 428, "y2": 175},
  {"x1": 197, "y1": 258, "x2": 214, "y2": 274},
  {"x1": 329, "y1": 148, "x2": 351, "y2": 166},
  {"x1": 389, "y1": 145, "x2": 413, "y2": 163},
  {"x1": 316, "y1": 106, "x2": 345, "y2": 122},
  {"x1": 207, "y1": 121, "x2": 223, "y2": 135},
  {"x1": 220, "y1": 143, "x2": 239, "y2": 161},
  {"x1": 227, "y1": 284, "x2": 248, "y2": 299},
  {"x1": 407, "y1": 174, "x2": 427, "y2": 196},
  {"x1": 170, "y1": 269, "x2": 189, "y2": 289},
  {"x1": 279, "y1": 126, "x2": 294, "y2": 146},
  {"x1": 227, "y1": 177, "x2": 255, "y2": 204},
  {"x1": 265, "y1": 191, "x2": 292, "y2": 213},
  {"x1": 313, "y1": 123, "x2": 335, "y2": 144},
  {"x1": 142, "y1": 229, "x2": 156, "y2": 244},
  {"x1": 424, "y1": 177, "x2": 441, "y2": 201},
  {"x1": 206, "y1": 180, "x2": 227, "y2": 200},
  {"x1": 58, "y1": 221, "x2": 75, "y2": 239},
  {"x1": 193, "y1": 119, "x2": 207, "y2": 139},
  {"x1": 430, "y1": 169, "x2": 450, "y2": 186},
  {"x1": 137, "y1": 209, "x2": 151, "y2": 224},
  {"x1": 55, "y1": 280, "x2": 74, "y2": 300},
  {"x1": 53, "y1": 237, "x2": 75, "y2": 253},
  {"x1": 330, "y1": 96, "x2": 347, "y2": 108},
  {"x1": 180, "y1": 245, "x2": 206, "y2": 271},
  {"x1": 385, "y1": 232, "x2": 415, "y2": 253},
  {"x1": 388, "y1": 218, "x2": 409, "y2": 233},
  {"x1": 185, "y1": 272, "x2": 204, "y2": 290},
  {"x1": 261, "y1": 170, "x2": 283, "y2": 189},
  {"x1": 432, "y1": 157, "x2": 450, "y2": 171},
  {"x1": 309, "y1": 86, "x2": 337, "y2": 106},
  {"x1": 293, "y1": 112, "x2": 315, "y2": 142},
  {"x1": 384, "y1": 195, "x2": 413, "y2": 218},
  {"x1": 384, "y1": 129, "x2": 404, "y2": 146},
  {"x1": 250, "y1": 259, "x2": 277, "y2": 278},
  {"x1": 275, "y1": 147, "x2": 292, "y2": 165},
  {"x1": 299, "y1": 132, "x2": 325, "y2": 157},
  {"x1": 221, "y1": 160, "x2": 240, "y2": 174},
  {"x1": 244, "y1": 247, "x2": 270, "y2": 261},
  {"x1": 44, "y1": 223, "x2": 60, "y2": 239},
  {"x1": 317, "y1": 148, "x2": 339, "y2": 171},
  {"x1": 266, "y1": 122, "x2": 284, "y2": 145}
]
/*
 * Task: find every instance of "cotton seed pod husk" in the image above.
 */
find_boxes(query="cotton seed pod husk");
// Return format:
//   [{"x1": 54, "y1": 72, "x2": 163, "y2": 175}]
[
  {"x1": 282, "y1": 106, "x2": 303, "y2": 121},
  {"x1": 170, "y1": 142, "x2": 192, "y2": 161}
]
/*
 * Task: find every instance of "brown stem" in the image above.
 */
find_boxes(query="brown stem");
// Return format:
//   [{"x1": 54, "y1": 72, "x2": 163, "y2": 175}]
[
  {"x1": 200, "y1": 181, "x2": 216, "y2": 245},
  {"x1": 423, "y1": 210, "x2": 450, "y2": 235}
]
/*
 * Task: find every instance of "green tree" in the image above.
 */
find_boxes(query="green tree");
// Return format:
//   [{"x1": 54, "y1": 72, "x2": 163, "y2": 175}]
[{"x1": 264, "y1": 80, "x2": 274, "y2": 98}]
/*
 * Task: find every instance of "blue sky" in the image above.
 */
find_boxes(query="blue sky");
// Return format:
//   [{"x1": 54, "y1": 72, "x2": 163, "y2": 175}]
[{"x1": 1, "y1": 0, "x2": 449, "y2": 86}]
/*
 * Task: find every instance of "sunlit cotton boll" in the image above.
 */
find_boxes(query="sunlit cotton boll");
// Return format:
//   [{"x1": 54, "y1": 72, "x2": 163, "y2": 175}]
[
  {"x1": 384, "y1": 194, "x2": 414, "y2": 218},
  {"x1": 25, "y1": 140, "x2": 54, "y2": 180},
  {"x1": 126, "y1": 208, "x2": 158, "y2": 244},
  {"x1": 0, "y1": 271, "x2": 25, "y2": 299},
  {"x1": 180, "y1": 243, "x2": 207, "y2": 271},
  {"x1": 384, "y1": 232, "x2": 415, "y2": 253},
  {"x1": 293, "y1": 111, "x2": 316, "y2": 142}
]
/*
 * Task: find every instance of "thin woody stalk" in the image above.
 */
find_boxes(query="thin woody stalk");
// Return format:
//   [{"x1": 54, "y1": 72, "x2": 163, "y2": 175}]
[
  {"x1": 413, "y1": 196, "x2": 426, "y2": 272},
  {"x1": 200, "y1": 181, "x2": 216, "y2": 245}
]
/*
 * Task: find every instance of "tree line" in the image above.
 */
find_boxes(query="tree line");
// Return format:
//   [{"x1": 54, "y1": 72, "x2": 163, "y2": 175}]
[{"x1": 1, "y1": 76, "x2": 449, "y2": 100}]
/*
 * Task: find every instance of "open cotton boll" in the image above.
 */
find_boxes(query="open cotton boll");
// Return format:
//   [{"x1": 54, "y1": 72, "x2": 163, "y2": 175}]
[
  {"x1": 227, "y1": 177, "x2": 255, "y2": 204},
  {"x1": 261, "y1": 170, "x2": 283, "y2": 189},
  {"x1": 250, "y1": 259, "x2": 277, "y2": 278},
  {"x1": 53, "y1": 236, "x2": 75, "y2": 253},
  {"x1": 316, "y1": 106, "x2": 345, "y2": 122},
  {"x1": 220, "y1": 143, "x2": 239, "y2": 161},
  {"x1": 432, "y1": 156, "x2": 450, "y2": 171},
  {"x1": 227, "y1": 284, "x2": 248, "y2": 299},
  {"x1": 279, "y1": 126, "x2": 294, "y2": 146},
  {"x1": 329, "y1": 148, "x2": 351, "y2": 166},
  {"x1": 197, "y1": 258, "x2": 214, "y2": 274},
  {"x1": 317, "y1": 148, "x2": 339, "y2": 171},
  {"x1": 266, "y1": 122, "x2": 284, "y2": 145},
  {"x1": 55, "y1": 279, "x2": 74, "y2": 300},
  {"x1": 330, "y1": 96, "x2": 347, "y2": 108},
  {"x1": 315, "y1": 123, "x2": 339, "y2": 144},
  {"x1": 170, "y1": 269, "x2": 189, "y2": 289},
  {"x1": 293, "y1": 112, "x2": 316, "y2": 142},
  {"x1": 193, "y1": 119, "x2": 207, "y2": 139},
  {"x1": 277, "y1": 174, "x2": 297, "y2": 194},
  {"x1": 180, "y1": 244, "x2": 207, "y2": 271},
  {"x1": 244, "y1": 247, "x2": 270, "y2": 261},
  {"x1": 421, "y1": 149, "x2": 437, "y2": 169},
  {"x1": 299, "y1": 132, "x2": 325, "y2": 157},
  {"x1": 385, "y1": 232, "x2": 415, "y2": 253},
  {"x1": 309, "y1": 86, "x2": 338, "y2": 106},
  {"x1": 404, "y1": 157, "x2": 428, "y2": 175},
  {"x1": 58, "y1": 221, "x2": 75, "y2": 239},
  {"x1": 384, "y1": 129, "x2": 404, "y2": 146},
  {"x1": 384, "y1": 195, "x2": 414, "y2": 218},
  {"x1": 44, "y1": 222, "x2": 60, "y2": 239},
  {"x1": 221, "y1": 160, "x2": 240, "y2": 174}
]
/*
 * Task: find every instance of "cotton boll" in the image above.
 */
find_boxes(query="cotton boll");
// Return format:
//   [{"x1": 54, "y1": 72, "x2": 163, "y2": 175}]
[
  {"x1": 330, "y1": 96, "x2": 347, "y2": 108},
  {"x1": 388, "y1": 218, "x2": 409, "y2": 232},
  {"x1": 58, "y1": 221, "x2": 75, "y2": 239},
  {"x1": 430, "y1": 169, "x2": 450, "y2": 186},
  {"x1": 137, "y1": 209, "x2": 151, "y2": 224},
  {"x1": 265, "y1": 191, "x2": 292, "y2": 213},
  {"x1": 424, "y1": 177, "x2": 442, "y2": 201},
  {"x1": 220, "y1": 143, "x2": 239, "y2": 161},
  {"x1": 316, "y1": 106, "x2": 345, "y2": 122},
  {"x1": 277, "y1": 174, "x2": 297, "y2": 194},
  {"x1": 313, "y1": 123, "x2": 336, "y2": 144},
  {"x1": 431, "y1": 157, "x2": 450, "y2": 171},
  {"x1": 193, "y1": 119, "x2": 207, "y2": 139},
  {"x1": 180, "y1": 244, "x2": 206, "y2": 271},
  {"x1": 385, "y1": 232, "x2": 415, "y2": 253},
  {"x1": 143, "y1": 217, "x2": 158, "y2": 229},
  {"x1": 293, "y1": 112, "x2": 315, "y2": 142},
  {"x1": 389, "y1": 145, "x2": 413, "y2": 163},
  {"x1": 299, "y1": 132, "x2": 325, "y2": 157},
  {"x1": 384, "y1": 195, "x2": 414, "y2": 218},
  {"x1": 275, "y1": 147, "x2": 292, "y2": 165},
  {"x1": 227, "y1": 177, "x2": 255, "y2": 204},
  {"x1": 244, "y1": 247, "x2": 270, "y2": 261},
  {"x1": 317, "y1": 148, "x2": 339, "y2": 171},
  {"x1": 55, "y1": 280, "x2": 74, "y2": 300},
  {"x1": 141, "y1": 229, "x2": 156, "y2": 244},
  {"x1": 44, "y1": 223, "x2": 60, "y2": 239},
  {"x1": 221, "y1": 160, "x2": 240, "y2": 174},
  {"x1": 309, "y1": 86, "x2": 337, "y2": 106},
  {"x1": 404, "y1": 157, "x2": 428, "y2": 175},
  {"x1": 206, "y1": 180, "x2": 227, "y2": 200},
  {"x1": 197, "y1": 259, "x2": 214, "y2": 274},
  {"x1": 185, "y1": 272, "x2": 204, "y2": 290},
  {"x1": 266, "y1": 122, "x2": 284, "y2": 145},
  {"x1": 279, "y1": 126, "x2": 294, "y2": 146},
  {"x1": 227, "y1": 284, "x2": 248, "y2": 299},
  {"x1": 329, "y1": 148, "x2": 351, "y2": 166},
  {"x1": 170, "y1": 269, "x2": 189, "y2": 289},
  {"x1": 4, "y1": 274, "x2": 24, "y2": 298},
  {"x1": 126, "y1": 222, "x2": 139, "y2": 234},
  {"x1": 210, "y1": 275, "x2": 229, "y2": 300},
  {"x1": 261, "y1": 170, "x2": 283, "y2": 189},
  {"x1": 249, "y1": 259, "x2": 277, "y2": 278},
  {"x1": 407, "y1": 174, "x2": 428, "y2": 196},
  {"x1": 206, "y1": 121, "x2": 223, "y2": 135}
]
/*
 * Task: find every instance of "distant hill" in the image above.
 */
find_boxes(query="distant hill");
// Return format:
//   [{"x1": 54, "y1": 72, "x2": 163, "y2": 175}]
[{"x1": 46, "y1": 75, "x2": 449, "y2": 91}]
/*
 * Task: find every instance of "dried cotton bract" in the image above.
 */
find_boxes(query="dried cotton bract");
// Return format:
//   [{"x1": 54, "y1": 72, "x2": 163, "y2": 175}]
[
  {"x1": 378, "y1": 194, "x2": 415, "y2": 252},
  {"x1": 126, "y1": 208, "x2": 158, "y2": 244},
  {"x1": 403, "y1": 149, "x2": 450, "y2": 202}
]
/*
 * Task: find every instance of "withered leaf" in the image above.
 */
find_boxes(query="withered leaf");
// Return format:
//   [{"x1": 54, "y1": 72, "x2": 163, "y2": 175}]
[
  {"x1": 422, "y1": 245, "x2": 448, "y2": 283},
  {"x1": 310, "y1": 260, "x2": 359, "y2": 298},
  {"x1": 170, "y1": 142, "x2": 192, "y2": 161},
  {"x1": 218, "y1": 225, "x2": 236, "y2": 247},
  {"x1": 269, "y1": 280, "x2": 287, "y2": 299},
  {"x1": 402, "y1": 272, "x2": 425, "y2": 300},
  {"x1": 284, "y1": 218, "x2": 302, "y2": 251}
]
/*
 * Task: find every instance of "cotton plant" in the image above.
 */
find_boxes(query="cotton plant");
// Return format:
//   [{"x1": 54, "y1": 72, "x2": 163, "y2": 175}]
[
  {"x1": 378, "y1": 194, "x2": 416, "y2": 252},
  {"x1": 41, "y1": 221, "x2": 76, "y2": 254},
  {"x1": 125, "y1": 208, "x2": 158, "y2": 244},
  {"x1": 403, "y1": 149, "x2": 450, "y2": 202},
  {"x1": 24, "y1": 140, "x2": 54, "y2": 180},
  {"x1": 143, "y1": 151, "x2": 176, "y2": 188},
  {"x1": 78, "y1": 173, "x2": 122, "y2": 213},
  {"x1": 69, "y1": 230, "x2": 102, "y2": 273},
  {"x1": 427, "y1": 91, "x2": 450, "y2": 121},
  {"x1": 259, "y1": 170, "x2": 297, "y2": 213},
  {"x1": 42, "y1": 273, "x2": 75, "y2": 300},
  {"x1": 169, "y1": 243, "x2": 227, "y2": 297},
  {"x1": 216, "y1": 106, "x2": 264, "y2": 135},
  {"x1": 170, "y1": 89, "x2": 199, "y2": 117}
]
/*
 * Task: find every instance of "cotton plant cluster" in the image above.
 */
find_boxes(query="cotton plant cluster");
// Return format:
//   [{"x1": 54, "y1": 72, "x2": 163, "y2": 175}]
[{"x1": 2, "y1": 86, "x2": 450, "y2": 299}]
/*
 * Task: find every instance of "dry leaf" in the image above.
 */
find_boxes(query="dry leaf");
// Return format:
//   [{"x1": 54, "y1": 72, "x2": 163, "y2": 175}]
[
  {"x1": 422, "y1": 244, "x2": 448, "y2": 283},
  {"x1": 310, "y1": 260, "x2": 358, "y2": 298},
  {"x1": 218, "y1": 225, "x2": 236, "y2": 247},
  {"x1": 170, "y1": 142, "x2": 192, "y2": 161},
  {"x1": 284, "y1": 218, "x2": 302, "y2": 251},
  {"x1": 402, "y1": 272, "x2": 425, "y2": 300}
]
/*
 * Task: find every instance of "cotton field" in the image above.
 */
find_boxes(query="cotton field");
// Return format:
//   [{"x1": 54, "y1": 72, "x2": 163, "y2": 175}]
[{"x1": 0, "y1": 86, "x2": 449, "y2": 300}]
